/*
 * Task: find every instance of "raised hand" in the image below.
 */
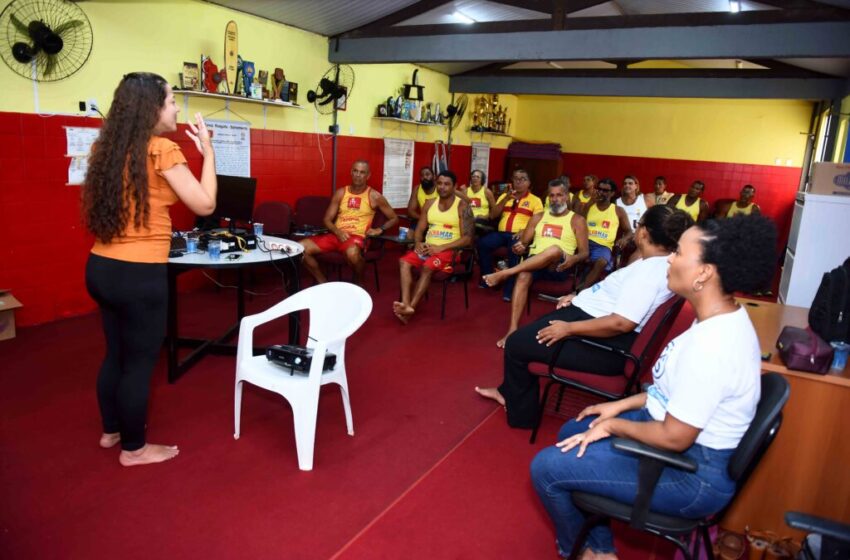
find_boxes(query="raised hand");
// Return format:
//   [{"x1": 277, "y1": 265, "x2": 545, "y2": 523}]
[{"x1": 185, "y1": 112, "x2": 213, "y2": 157}]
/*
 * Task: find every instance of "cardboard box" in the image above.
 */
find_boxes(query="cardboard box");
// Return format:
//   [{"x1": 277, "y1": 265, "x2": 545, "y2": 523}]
[
  {"x1": 0, "y1": 291, "x2": 23, "y2": 341},
  {"x1": 809, "y1": 162, "x2": 850, "y2": 196}
]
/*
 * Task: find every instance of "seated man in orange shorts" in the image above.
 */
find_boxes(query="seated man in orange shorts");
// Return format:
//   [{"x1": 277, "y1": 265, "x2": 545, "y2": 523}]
[
  {"x1": 393, "y1": 170, "x2": 474, "y2": 324},
  {"x1": 300, "y1": 160, "x2": 397, "y2": 284}
]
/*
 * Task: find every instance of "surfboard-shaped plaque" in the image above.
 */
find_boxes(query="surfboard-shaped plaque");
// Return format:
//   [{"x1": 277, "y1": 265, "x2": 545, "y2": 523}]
[{"x1": 224, "y1": 21, "x2": 238, "y2": 94}]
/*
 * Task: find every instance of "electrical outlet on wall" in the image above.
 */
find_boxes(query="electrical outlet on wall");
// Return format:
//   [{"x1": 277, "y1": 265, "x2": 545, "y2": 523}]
[{"x1": 78, "y1": 98, "x2": 99, "y2": 116}]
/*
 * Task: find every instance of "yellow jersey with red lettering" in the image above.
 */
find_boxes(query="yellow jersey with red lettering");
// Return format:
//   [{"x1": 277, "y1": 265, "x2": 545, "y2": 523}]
[
  {"x1": 586, "y1": 203, "x2": 619, "y2": 249},
  {"x1": 466, "y1": 186, "x2": 491, "y2": 219},
  {"x1": 496, "y1": 192, "x2": 544, "y2": 233},
  {"x1": 675, "y1": 196, "x2": 701, "y2": 221},
  {"x1": 530, "y1": 210, "x2": 578, "y2": 257},
  {"x1": 726, "y1": 202, "x2": 755, "y2": 217},
  {"x1": 425, "y1": 196, "x2": 462, "y2": 247},
  {"x1": 335, "y1": 186, "x2": 375, "y2": 235}
]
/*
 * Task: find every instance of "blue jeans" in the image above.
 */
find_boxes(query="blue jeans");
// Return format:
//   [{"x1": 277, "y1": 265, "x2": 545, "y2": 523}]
[
  {"x1": 530, "y1": 409, "x2": 736, "y2": 556},
  {"x1": 477, "y1": 231, "x2": 521, "y2": 297}
]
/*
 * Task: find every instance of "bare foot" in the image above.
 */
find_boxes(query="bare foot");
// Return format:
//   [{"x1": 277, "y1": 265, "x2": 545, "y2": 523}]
[
  {"x1": 99, "y1": 432, "x2": 120, "y2": 449},
  {"x1": 495, "y1": 328, "x2": 517, "y2": 349},
  {"x1": 474, "y1": 386, "x2": 506, "y2": 408},
  {"x1": 119, "y1": 443, "x2": 179, "y2": 467},
  {"x1": 483, "y1": 271, "x2": 507, "y2": 287}
]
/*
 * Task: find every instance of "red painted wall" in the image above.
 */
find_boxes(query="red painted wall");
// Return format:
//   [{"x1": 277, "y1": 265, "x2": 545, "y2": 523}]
[
  {"x1": 0, "y1": 111, "x2": 799, "y2": 327},
  {"x1": 0, "y1": 111, "x2": 507, "y2": 327},
  {"x1": 561, "y1": 152, "x2": 801, "y2": 249}
]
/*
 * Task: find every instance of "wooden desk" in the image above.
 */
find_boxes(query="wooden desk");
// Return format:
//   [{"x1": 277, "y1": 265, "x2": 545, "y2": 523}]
[{"x1": 721, "y1": 299, "x2": 850, "y2": 538}]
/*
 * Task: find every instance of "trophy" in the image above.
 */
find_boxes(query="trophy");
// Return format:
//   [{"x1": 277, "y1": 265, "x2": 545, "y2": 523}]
[
  {"x1": 242, "y1": 60, "x2": 255, "y2": 97},
  {"x1": 181, "y1": 62, "x2": 199, "y2": 90},
  {"x1": 271, "y1": 68, "x2": 285, "y2": 100},
  {"x1": 257, "y1": 70, "x2": 269, "y2": 99}
]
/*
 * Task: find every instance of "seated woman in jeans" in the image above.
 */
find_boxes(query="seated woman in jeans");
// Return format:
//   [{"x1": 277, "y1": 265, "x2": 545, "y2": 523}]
[
  {"x1": 530, "y1": 215, "x2": 777, "y2": 560},
  {"x1": 475, "y1": 205, "x2": 694, "y2": 429}
]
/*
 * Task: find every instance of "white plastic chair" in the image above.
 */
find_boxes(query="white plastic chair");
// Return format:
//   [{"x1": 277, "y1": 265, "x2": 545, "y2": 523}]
[{"x1": 233, "y1": 282, "x2": 373, "y2": 470}]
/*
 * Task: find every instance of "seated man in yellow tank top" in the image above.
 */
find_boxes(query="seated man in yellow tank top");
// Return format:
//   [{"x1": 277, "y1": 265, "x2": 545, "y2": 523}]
[
  {"x1": 481, "y1": 179, "x2": 590, "y2": 348},
  {"x1": 406, "y1": 166, "x2": 439, "y2": 222},
  {"x1": 579, "y1": 178, "x2": 632, "y2": 291},
  {"x1": 394, "y1": 170, "x2": 474, "y2": 324},
  {"x1": 300, "y1": 160, "x2": 398, "y2": 285},
  {"x1": 571, "y1": 174, "x2": 598, "y2": 213},
  {"x1": 725, "y1": 184, "x2": 761, "y2": 217},
  {"x1": 667, "y1": 180, "x2": 710, "y2": 223},
  {"x1": 455, "y1": 169, "x2": 496, "y2": 230}
]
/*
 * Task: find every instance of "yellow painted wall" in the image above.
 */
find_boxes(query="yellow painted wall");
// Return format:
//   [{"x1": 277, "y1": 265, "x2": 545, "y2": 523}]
[
  {"x1": 0, "y1": 0, "x2": 513, "y2": 148},
  {"x1": 514, "y1": 95, "x2": 813, "y2": 166}
]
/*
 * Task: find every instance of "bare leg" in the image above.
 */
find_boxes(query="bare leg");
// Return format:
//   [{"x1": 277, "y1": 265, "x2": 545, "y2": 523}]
[
  {"x1": 474, "y1": 386, "x2": 506, "y2": 407},
  {"x1": 346, "y1": 246, "x2": 366, "y2": 285},
  {"x1": 299, "y1": 239, "x2": 327, "y2": 283},
  {"x1": 409, "y1": 266, "x2": 434, "y2": 310},
  {"x1": 581, "y1": 550, "x2": 618, "y2": 560},
  {"x1": 498, "y1": 271, "x2": 532, "y2": 348},
  {"x1": 99, "y1": 432, "x2": 120, "y2": 449},
  {"x1": 484, "y1": 247, "x2": 562, "y2": 287},
  {"x1": 394, "y1": 260, "x2": 416, "y2": 324},
  {"x1": 119, "y1": 443, "x2": 179, "y2": 467}
]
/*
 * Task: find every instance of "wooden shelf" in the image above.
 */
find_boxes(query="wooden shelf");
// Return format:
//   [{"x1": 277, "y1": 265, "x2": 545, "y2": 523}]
[
  {"x1": 177, "y1": 90, "x2": 303, "y2": 109},
  {"x1": 373, "y1": 116, "x2": 445, "y2": 128},
  {"x1": 468, "y1": 129, "x2": 511, "y2": 138}
]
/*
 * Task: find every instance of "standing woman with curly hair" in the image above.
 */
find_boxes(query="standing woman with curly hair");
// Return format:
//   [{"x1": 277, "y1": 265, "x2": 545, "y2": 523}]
[{"x1": 82, "y1": 73, "x2": 217, "y2": 466}]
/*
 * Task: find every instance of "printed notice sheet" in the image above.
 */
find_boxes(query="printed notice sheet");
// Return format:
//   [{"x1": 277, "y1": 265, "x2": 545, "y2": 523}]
[
  {"x1": 207, "y1": 120, "x2": 251, "y2": 177},
  {"x1": 382, "y1": 138, "x2": 414, "y2": 208},
  {"x1": 65, "y1": 126, "x2": 100, "y2": 185},
  {"x1": 471, "y1": 142, "x2": 490, "y2": 178}
]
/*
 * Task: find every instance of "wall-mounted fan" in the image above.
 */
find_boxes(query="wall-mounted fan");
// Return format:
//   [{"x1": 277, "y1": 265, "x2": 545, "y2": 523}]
[
  {"x1": 445, "y1": 93, "x2": 469, "y2": 167},
  {"x1": 308, "y1": 64, "x2": 355, "y2": 194},
  {"x1": 0, "y1": 0, "x2": 93, "y2": 82}
]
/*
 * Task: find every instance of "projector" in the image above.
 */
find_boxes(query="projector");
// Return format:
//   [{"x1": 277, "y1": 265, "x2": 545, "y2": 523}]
[{"x1": 266, "y1": 344, "x2": 336, "y2": 375}]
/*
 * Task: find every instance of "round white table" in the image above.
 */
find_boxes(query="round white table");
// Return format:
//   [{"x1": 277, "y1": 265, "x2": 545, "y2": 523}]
[{"x1": 166, "y1": 235, "x2": 304, "y2": 382}]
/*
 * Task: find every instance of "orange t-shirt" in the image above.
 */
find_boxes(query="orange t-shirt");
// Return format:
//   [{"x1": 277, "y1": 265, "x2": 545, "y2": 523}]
[{"x1": 91, "y1": 136, "x2": 186, "y2": 263}]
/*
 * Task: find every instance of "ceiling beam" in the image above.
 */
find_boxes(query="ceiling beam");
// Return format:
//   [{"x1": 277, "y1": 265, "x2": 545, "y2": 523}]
[
  {"x1": 337, "y1": 0, "x2": 453, "y2": 37},
  {"x1": 339, "y1": 6, "x2": 849, "y2": 38},
  {"x1": 449, "y1": 74, "x2": 847, "y2": 99},
  {"x1": 330, "y1": 21, "x2": 850, "y2": 62}
]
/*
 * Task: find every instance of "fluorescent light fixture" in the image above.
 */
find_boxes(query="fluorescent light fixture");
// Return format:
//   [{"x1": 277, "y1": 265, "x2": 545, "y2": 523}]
[
  {"x1": 453, "y1": 11, "x2": 476, "y2": 24},
  {"x1": 729, "y1": 1, "x2": 741, "y2": 13},
  {"x1": 548, "y1": 61, "x2": 564, "y2": 69}
]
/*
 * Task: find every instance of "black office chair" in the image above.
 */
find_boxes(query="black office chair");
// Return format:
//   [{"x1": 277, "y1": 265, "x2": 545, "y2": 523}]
[
  {"x1": 786, "y1": 511, "x2": 850, "y2": 560},
  {"x1": 564, "y1": 372, "x2": 791, "y2": 560}
]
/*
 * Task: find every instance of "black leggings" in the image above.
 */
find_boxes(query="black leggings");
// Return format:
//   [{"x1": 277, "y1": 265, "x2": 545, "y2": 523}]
[
  {"x1": 500, "y1": 305, "x2": 638, "y2": 429},
  {"x1": 85, "y1": 254, "x2": 167, "y2": 451}
]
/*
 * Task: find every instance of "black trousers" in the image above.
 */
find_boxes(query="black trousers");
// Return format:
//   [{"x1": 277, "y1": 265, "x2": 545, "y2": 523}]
[
  {"x1": 500, "y1": 305, "x2": 638, "y2": 429},
  {"x1": 85, "y1": 254, "x2": 167, "y2": 451}
]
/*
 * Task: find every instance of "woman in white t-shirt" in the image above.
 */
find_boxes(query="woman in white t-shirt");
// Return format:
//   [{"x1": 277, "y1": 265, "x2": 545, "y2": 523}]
[
  {"x1": 475, "y1": 205, "x2": 694, "y2": 429},
  {"x1": 530, "y1": 215, "x2": 777, "y2": 560}
]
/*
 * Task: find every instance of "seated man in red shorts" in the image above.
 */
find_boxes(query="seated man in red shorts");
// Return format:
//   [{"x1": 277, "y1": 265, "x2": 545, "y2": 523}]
[
  {"x1": 393, "y1": 170, "x2": 474, "y2": 324},
  {"x1": 299, "y1": 160, "x2": 398, "y2": 284}
]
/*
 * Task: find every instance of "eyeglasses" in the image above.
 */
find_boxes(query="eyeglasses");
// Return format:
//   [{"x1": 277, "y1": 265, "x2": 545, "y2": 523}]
[
  {"x1": 597, "y1": 188, "x2": 613, "y2": 193},
  {"x1": 513, "y1": 177, "x2": 529, "y2": 182}
]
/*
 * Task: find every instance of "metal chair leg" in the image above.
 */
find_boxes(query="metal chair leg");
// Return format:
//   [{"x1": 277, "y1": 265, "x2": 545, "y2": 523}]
[{"x1": 530, "y1": 379, "x2": 556, "y2": 443}]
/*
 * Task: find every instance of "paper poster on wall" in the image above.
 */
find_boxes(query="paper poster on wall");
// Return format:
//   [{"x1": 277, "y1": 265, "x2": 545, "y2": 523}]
[
  {"x1": 206, "y1": 119, "x2": 251, "y2": 177},
  {"x1": 470, "y1": 141, "x2": 491, "y2": 179},
  {"x1": 382, "y1": 138, "x2": 414, "y2": 208},
  {"x1": 65, "y1": 126, "x2": 100, "y2": 185}
]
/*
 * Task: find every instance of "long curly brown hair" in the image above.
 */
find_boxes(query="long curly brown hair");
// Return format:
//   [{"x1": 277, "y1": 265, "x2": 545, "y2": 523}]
[{"x1": 82, "y1": 72, "x2": 167, "y2": 243}]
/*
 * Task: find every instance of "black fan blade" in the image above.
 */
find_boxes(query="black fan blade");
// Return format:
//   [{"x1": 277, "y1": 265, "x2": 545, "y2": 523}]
[{"x1": 12, "y1": 42, "x2": 35, "y2": 63}]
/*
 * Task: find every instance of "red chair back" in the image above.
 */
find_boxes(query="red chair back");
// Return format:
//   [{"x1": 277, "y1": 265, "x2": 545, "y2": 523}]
[
  {"x1": 253, "y1": 201, "x2": 292, "y2": 237},
  {"x1": 295, "y1": 196, "x2": 331, "y2": 229}
]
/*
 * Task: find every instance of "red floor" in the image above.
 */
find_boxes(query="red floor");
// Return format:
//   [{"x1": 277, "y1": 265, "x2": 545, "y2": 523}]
[{"x1": 0, "y1": 250, "x2": 684, "y2": 559}]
